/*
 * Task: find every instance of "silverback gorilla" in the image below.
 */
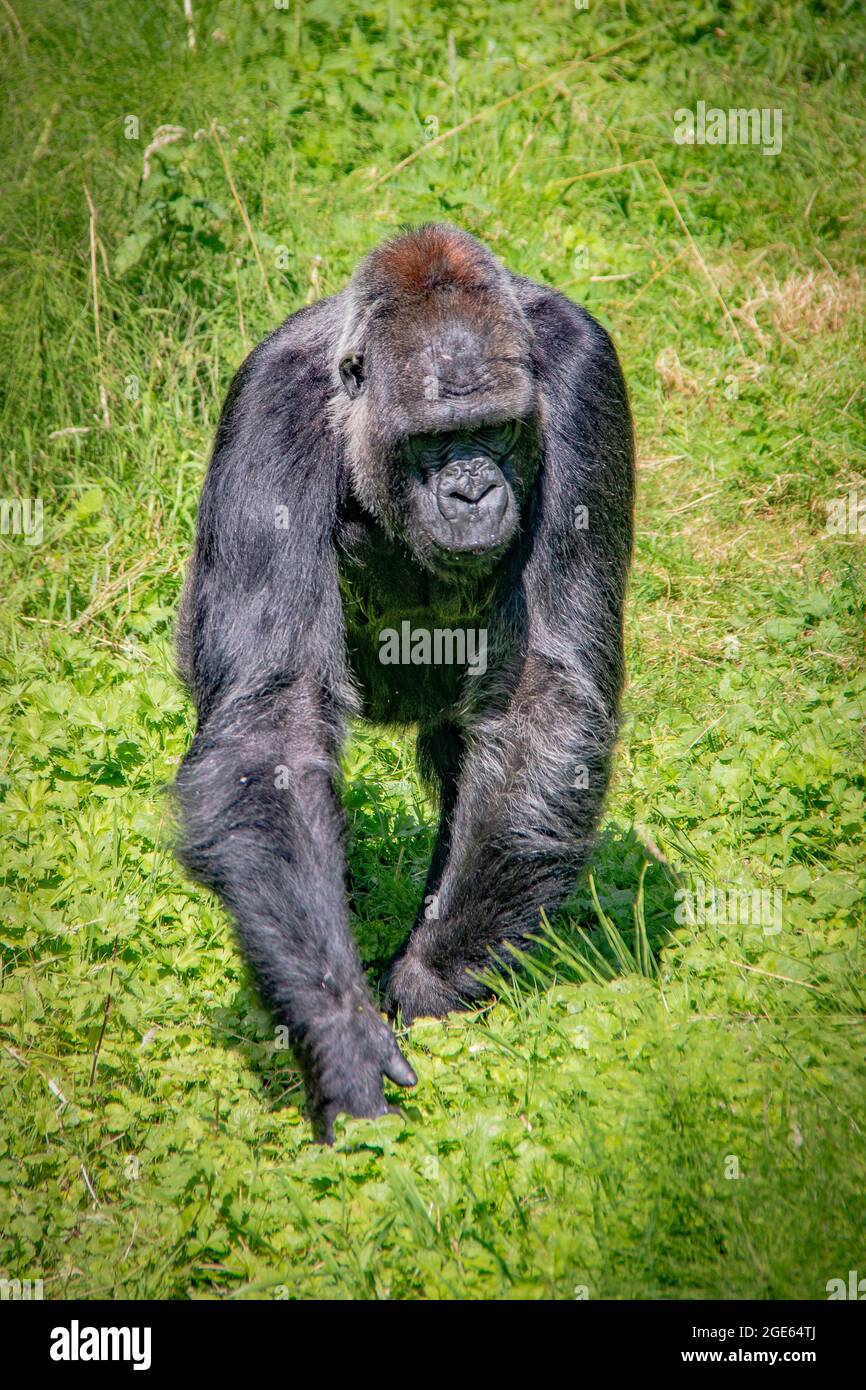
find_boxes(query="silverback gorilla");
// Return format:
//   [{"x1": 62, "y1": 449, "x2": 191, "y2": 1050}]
[{"x1": 175, "y1": 224, "x2": 634, "y2": 1141}]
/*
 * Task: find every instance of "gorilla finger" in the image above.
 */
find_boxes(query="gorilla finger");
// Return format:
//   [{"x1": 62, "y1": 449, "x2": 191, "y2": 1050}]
[{"x1": 381, "y1": 1040, "x2": 417, "y2": 1088}]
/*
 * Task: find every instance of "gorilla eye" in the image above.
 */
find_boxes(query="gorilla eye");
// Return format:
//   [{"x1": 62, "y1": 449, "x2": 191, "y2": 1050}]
[
  {"x1": 339, "y1": 354, "x2": 365, "y2": 399},
  {"x1": 478, "y1": 419, "x2": 519, "y2": 454}
]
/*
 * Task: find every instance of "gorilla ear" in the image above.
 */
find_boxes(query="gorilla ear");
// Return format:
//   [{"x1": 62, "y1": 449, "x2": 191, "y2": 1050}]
[{"x1": 339, "y1": 353, "x2": 365, "y2": 400}]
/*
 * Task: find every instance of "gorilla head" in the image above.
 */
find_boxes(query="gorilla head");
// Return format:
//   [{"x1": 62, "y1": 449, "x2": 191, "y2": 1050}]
[{"x1": 333, "y1": 225, "x2": 541, "y2": 568}]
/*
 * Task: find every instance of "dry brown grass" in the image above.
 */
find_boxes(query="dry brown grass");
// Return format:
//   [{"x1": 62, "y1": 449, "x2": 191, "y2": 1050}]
[
  {"x1": 653, "y1": 346, "x2": 699, "y2": 396},
  {"x1": 731, "y1": 267, "x2": 863, "y2": 348}
]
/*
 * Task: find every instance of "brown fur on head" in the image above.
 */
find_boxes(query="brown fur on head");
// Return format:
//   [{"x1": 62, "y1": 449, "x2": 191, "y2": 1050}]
[
  {"x1": 363, "y1": 222, "x2": 497, "y2": 301},
  {"x1": 335, "y1": 223, "x2": 536, "y2": 440},
  {"x1": 332, "y1": 224, "x2": 539, "y2": 566}
]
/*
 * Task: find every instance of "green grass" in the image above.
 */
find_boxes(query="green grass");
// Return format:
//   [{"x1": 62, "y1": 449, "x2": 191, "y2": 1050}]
[{"x1": 1, "y1": 0, "x2": 864, "y2": 1300}]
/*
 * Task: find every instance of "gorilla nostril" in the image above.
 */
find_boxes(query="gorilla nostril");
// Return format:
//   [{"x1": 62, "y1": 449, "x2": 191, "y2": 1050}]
[
  {"x1": 446, "y1": 482, "x2": 496, "y2": 506},
  {"x1": 437, "y1": 476, "x2": 505, "y2": 523}
]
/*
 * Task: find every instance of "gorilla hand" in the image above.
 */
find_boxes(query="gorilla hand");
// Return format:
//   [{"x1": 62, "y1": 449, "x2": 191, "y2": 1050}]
[
  {"x1": 296, "y1": 988, "x2": 417, "y2": 1144},
  {"x1": 384, "y1": 950, "x2": 466, "y2": 1025}
]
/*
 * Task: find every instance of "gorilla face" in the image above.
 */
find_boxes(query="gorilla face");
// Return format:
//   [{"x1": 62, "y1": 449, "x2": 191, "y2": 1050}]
[
  {"x1": 334, "y1": 223, "x2": 542, "y2": 571},
  {"x1": 403, "y1": 420, "x2": 522, "y2": 558}
]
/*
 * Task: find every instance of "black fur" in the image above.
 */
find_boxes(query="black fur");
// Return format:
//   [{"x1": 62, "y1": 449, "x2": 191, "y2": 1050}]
[{"x1": 175, "y1": 225, "x2": 634, "y2": 1141}]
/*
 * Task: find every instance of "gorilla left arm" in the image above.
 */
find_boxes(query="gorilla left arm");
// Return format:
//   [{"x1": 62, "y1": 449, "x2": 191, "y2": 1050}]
[{"x1": 386, "y1": 289, "x2": 634, "y2": 1020}]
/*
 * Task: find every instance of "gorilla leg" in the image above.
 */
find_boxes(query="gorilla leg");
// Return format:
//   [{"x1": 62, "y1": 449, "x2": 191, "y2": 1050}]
[
  {"x1": 414, "y1": 722, "x2": 464, "y2": 912},
  {"x1": 380, "y1": 724, "x2": 463, "y2": 1007}
]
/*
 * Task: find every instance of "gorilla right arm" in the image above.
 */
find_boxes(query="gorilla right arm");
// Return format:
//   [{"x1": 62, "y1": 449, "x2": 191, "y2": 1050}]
[{"x1": 175, "y1": 305, "x2": 415, "y2": 1142}]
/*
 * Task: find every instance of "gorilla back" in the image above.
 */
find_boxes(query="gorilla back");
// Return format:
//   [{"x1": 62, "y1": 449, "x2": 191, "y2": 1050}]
[{"x1": 175, "y1": 223, "x2": 634, "y2": 1141}]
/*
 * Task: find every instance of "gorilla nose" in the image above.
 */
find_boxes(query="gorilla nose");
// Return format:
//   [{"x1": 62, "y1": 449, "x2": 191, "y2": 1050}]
[
  {"x1": 444, "y1": 476, "x2": 496, "y2": 505},
  {"x1": 437, "y1": 460, "x2": 503, "y2": 520}
]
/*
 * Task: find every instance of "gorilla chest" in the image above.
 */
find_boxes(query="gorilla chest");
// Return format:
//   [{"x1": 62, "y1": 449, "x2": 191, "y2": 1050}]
[{"x1": 337, "y1": 542, "x2": 494, "y2": 724}]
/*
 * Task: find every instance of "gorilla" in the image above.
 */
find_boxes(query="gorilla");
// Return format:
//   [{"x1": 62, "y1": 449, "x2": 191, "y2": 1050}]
[{"x1": 175, "y1": 223, "x2": 634, "y2": 1141}]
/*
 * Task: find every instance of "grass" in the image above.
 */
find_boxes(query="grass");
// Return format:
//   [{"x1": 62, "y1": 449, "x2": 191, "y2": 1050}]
[{"x1": 0, "y1": 0, "x2": 864, "y2": 1300}]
